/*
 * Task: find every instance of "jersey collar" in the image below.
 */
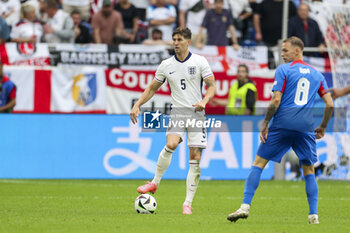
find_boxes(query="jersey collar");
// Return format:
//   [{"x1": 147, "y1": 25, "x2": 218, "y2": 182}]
[
  {"x1": 175, "y1": 52, "x2": 192, "y2": 63},
  {"x1": 289, "y1": 59, "x2": 308, "y2": 67}
]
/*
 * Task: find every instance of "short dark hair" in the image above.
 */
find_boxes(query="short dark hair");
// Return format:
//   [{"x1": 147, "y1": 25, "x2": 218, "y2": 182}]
[
  {"x1": 172, "y1": 26, "x2": 192, "y2": 40},
  {"x1": 45, "y1": 0, "x2": 58, "y2": 9},
  {"x1": 152, "y1": 28, "x2": 162, "y2": 35},
  {"x1": 238, "y1": 64, "x2": 249, "y2": 73},
  {"x1": 71, "y1": 9, "x2": 81, "y2": 16},
  {"x1": 283, "y1": 36, "x2": 304, "y2": 51}
]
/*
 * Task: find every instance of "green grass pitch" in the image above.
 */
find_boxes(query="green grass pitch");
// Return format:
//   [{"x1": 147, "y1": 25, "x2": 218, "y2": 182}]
[{"x1": 0, "y1": 179, "x2": 349, "y2": 233}]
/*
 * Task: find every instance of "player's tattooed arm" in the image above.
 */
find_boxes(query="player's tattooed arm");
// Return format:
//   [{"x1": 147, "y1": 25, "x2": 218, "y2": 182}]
[
  {"x1": 193, "y1": 76, "x2": 216, "y2": 111},
  {"x1": 260, "y1": 91, "x2": 282, "y2": 143},
  {"x1": 202, "y1": 76, "x2": 216, "y2": 104},
  {"x1": 264, "y1": 91, "x2": 283, "y2": 124}
]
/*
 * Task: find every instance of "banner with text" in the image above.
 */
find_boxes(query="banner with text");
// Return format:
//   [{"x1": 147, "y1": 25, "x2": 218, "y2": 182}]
[
  {"x1": 1, "y1": 43, "x2": 269, "y2": 72},
  {"x1": 105, "y1": 68, "x2": 276, "y2": 114},
  {"x1": 0, "y1": 43, "x2": 50, "y2": 66}
]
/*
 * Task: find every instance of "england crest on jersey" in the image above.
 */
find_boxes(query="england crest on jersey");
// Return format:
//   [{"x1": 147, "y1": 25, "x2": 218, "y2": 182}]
[{"x1": 188, "y1": 66, "x2": 196, "y2": 75}]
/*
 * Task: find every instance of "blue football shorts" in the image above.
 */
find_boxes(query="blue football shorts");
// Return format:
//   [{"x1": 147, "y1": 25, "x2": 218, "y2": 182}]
[{"x1": 257, "y1": 128, "x2": 317, "y2": 165}]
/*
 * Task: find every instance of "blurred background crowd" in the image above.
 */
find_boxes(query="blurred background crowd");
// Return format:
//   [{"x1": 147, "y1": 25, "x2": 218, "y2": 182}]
[{"x1": 0, "y1": 0, "x2": 345, "y2": 52}]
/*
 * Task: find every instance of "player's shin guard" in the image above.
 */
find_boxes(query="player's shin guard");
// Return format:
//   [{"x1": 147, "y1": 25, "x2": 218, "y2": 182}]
[
  {"x1": 152, "y1": 146, "x2": 174, "y2": 186},
  {"x1": 305, "y1": 174, "x2": 318, "y2": 214},
  {"x1": 242, "y1": 166, "x2": 262, "y2": 205},
  {"x1": 184, "y1": 160, "x2": 200, "y2": 206}
]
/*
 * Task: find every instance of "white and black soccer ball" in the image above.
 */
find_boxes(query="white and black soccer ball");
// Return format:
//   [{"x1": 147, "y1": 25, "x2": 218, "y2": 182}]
[{"x1": 134, "y1": 194, "x2": 157, "y2": 214}]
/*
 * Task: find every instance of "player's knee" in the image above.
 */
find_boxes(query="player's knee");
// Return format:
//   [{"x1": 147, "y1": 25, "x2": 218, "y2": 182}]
[
  {"x1": 302, "y1": 165, "x2": 315, "y2": 176},
  {"x1": 166, "y1": 143, "x2": 178, "y2": 151},
  {"x1": 191, "y1": 154, "x2": 201, "y2": 161},
  {"x1": 189, "y1": 148, "x2": 202, "y2": 160},
  {"x1": 252, "y1": 155, "x2": 268, "y2": 169}
]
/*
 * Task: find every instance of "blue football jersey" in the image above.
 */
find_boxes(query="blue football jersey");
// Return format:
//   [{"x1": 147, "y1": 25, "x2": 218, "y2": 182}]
[
  {"x1": 0, "y1": 76, "x2": 16, "y2": 107},
  {"x1": 270, "y1": 60, "x2": 328, "y2": 132}
]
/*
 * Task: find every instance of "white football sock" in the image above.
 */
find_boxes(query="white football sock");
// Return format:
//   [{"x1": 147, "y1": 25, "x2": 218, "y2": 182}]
[
  {"x1": 152, "y1": 146, "x2": 174, "y2": 186},
  {"x1": 184, "y1": 160, "x2": 201, "y2": 206}
]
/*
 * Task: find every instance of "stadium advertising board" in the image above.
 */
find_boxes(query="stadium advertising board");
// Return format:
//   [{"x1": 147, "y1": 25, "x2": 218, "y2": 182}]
[
  {"x1": 0, "y1": 114, "x2": 348, "y2": 180},
  {"x1": 0, "y1": 114, "x2": 274, "y2": 180},
  {"x1": 49, "y1": 44, "x2": 170, "y2": 68},
  {"x1": 0, "y1": 43, "x2": 269, "y2": 71}
]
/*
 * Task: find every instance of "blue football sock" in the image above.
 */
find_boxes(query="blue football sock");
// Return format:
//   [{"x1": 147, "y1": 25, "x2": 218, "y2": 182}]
[
  {"x1": 242, "y1": 166, "x2": 263, "y2": 205},
  {"x1": 305, "y1": 174, "x2": 318, "y2": 214}
]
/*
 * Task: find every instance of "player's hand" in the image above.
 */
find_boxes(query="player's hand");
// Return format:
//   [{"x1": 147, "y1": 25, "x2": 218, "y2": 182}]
[
  {"x1": 328, "y1": 88, "x2": 345, "y2": 99},
  {"x1": 210, "y1": 99, "x2": 219, "y2": 107},
  {"x1": 192, "y1": 102, "x2": 205, "y2": 112},
  {"x1": 315, "y1": 126, "x2": 326, "y2": 139},
  {"x1": 130, "y1": 105, "x2": 140, "y2": 124},
  {"x1": 259, "y1": 121, "x2": 269, "y2": 143}
]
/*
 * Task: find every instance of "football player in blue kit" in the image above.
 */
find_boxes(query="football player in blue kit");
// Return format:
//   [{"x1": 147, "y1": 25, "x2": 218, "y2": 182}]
[{"x1": 227, "y1": 36, "x2": 334, "y2": 224}]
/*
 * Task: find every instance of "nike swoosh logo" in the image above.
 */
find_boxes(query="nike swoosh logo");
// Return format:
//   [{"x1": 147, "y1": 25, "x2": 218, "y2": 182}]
[{"x1": 169, "y1": 71, "x2": 176, "y2": 74}]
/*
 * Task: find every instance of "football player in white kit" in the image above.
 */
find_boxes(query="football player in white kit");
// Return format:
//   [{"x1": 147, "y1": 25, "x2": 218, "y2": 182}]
[{"x1": 130, "y1": 26, "x2": 216, "y2": 215}]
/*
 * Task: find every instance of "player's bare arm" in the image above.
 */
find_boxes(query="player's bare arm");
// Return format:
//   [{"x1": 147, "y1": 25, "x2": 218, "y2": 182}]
[
  {"x1": 328, "y1": 85, "x2": 350, "y2": 99},
  {"x1": 315, "y1": 93, "x2": 334, "y2": 139},
  {"x1": 130, "y1": 80, "x2": 163, "y2": 124},
  {"x1": 192, "y1": 76, "x2": 216, "y2": 112},
  {"x1": 260, "y1": 91, "x2": 282, "y2": 143}
]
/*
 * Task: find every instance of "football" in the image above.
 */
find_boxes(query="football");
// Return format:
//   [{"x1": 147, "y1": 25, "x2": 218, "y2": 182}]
[{"x1": 134, "y1": 194, "x2": 157, "y2": 214}]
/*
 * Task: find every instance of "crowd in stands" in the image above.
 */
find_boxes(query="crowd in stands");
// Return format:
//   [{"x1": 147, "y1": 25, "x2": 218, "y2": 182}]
[{"x1": 0, "y1": 0, "x2": 348, "y2": 51}]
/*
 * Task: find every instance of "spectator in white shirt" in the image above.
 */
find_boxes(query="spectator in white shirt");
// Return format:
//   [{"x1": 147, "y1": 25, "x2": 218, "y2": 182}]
[
  {"x1": 146, "y1": 0, "x2": 176, "y2": 41},
  {"x1": 226, "y1": 0, "x2": 252, "y2": 40},
  {"x1": 179, "y1": 0, "x2": 213, "y2": 46},
  {"x1": 0, "y1": 0, "x2": 21, "y2": 27},
  {"x1": 37, "y1": 0, "x2": 48, "y2": 24},
  {"x1": 11, "y1": 4, "x2": 43, "y2": 43},
  {"x1": 62, "y1": 0, "x2": 90, "y2": 22},
  {"x1": 20, "y1": 0, "x2": 40, "y2": 15},
  {"x1": 43, "y1": 0, "x2": 74, "y2": 43}
]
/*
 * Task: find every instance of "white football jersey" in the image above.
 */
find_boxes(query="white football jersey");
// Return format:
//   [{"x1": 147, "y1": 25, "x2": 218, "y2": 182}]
[{"x1": 154, "y1": 52, "x2": 213, "y2": 108}]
